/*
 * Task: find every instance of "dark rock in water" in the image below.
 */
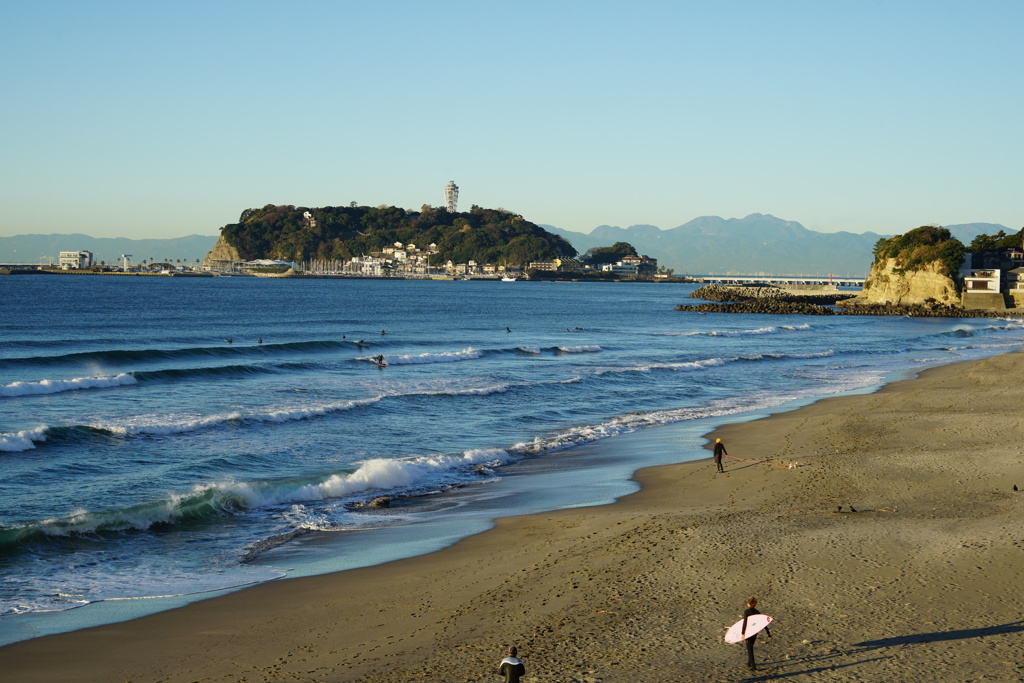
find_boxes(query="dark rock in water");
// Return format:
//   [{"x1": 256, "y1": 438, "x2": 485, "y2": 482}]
[
  {"x1": 348, "y1": 495, "x2": 393, "y2": 510},
  {"x1": 682, "y1": 284, "x2": 1024, "y2": 318},
  {"x1": 677, "y1": 299, "x2": 838, "y2": 315},
  {"x1": 835, "y1": 301, "x2": 1002, "y2": 317}
]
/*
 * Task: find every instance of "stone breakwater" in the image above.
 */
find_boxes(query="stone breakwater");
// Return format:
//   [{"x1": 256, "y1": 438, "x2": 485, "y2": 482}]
[
  {"x1": 679, "y1": 299, "x2": 839, "y2": 315},
  {"x1": 677, "y1": 284, "x2": 853, "y2": 315},
  {"x1": 688, "y1": 284, "x2": 856, "y2": 305},
  {"x1": 679, "y1": 284, "x2": 1024, "y2": 317},
  {"x1": 836, "y1": 302, "x2": 1024, "y2": 318}
]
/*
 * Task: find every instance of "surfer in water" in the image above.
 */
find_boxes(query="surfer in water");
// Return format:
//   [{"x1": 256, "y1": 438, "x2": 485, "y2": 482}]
[
  {"x1": 713, "y1": 438, "x2": 727, "y2": 473},
  {"x1": 497, "y1": 646, "x2": 525, "y2": 682},
  {"x1": 742, "y1": 596, "x2": 771, "y2": 671}
]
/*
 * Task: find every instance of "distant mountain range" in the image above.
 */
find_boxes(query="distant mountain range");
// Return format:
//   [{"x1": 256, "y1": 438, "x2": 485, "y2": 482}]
[
  {"x1": 0, "y1": 233, "x2": 219, "y2": 266},
  {"x1": 0, "y1": 216, "x2": 1010, "y2": 274},
  {"x1": 542, "y1": 215, "x2": 1010, "y2": 276}
]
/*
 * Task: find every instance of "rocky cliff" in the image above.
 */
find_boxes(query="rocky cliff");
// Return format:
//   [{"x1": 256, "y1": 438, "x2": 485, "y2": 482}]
[
  {"x1": 204, "y1": 234, "x2": 242, "y2": 265},
  {"x1": 848, "y1": 258, "x2": 960, "y2": 306}
]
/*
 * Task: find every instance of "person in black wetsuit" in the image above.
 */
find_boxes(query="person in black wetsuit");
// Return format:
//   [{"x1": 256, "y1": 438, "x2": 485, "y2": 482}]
[
  {"x1": 497, "y1": 646, "x2": 525, "y2": 682},
  {"x1": 713, "y1": 438, "x2": 727, "y2": 473},
  {"x1": 742, "y1": 596, "x2": 771, "y2": 671}
]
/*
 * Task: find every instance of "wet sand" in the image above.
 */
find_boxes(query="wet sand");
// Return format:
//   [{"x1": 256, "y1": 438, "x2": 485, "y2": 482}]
[{"x1": 2, "y1": 352, "x2": 1024, "y2": 682}]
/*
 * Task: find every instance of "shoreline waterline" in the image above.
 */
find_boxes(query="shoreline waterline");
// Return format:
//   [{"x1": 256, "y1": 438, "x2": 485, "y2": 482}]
[
  {"x1": 3, "y1": 347, "x2": 1023, "y2": 680},
  {"x1": 0, "y1": 350, "x2": 928, "y2": 647}
]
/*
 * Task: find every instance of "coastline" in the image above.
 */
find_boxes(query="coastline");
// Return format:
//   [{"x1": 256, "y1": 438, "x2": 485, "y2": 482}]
[{"x1": 3, "y1": 352, "x2": 1024, "y2": 681}]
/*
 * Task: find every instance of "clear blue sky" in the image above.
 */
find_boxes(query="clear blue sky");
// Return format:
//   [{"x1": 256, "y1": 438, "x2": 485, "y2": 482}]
[{"x1": 2, "y1": 0, "x2": 1021, "y2": 239}]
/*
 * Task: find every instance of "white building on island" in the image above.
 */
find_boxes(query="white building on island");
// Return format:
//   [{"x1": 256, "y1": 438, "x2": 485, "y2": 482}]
[{"x1": 444, "y1": 180, "x2": 459, "y2": 213}]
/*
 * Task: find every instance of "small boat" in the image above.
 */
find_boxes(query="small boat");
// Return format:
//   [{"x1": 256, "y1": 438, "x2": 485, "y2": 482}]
[{"x1": 501, "y1": 276, "x2": 517, "y2": 282}]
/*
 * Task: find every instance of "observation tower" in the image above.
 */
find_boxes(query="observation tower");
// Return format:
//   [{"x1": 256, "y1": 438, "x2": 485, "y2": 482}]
[{"x1": 444, "y1": 180, "x2": 459, "y2": 213}]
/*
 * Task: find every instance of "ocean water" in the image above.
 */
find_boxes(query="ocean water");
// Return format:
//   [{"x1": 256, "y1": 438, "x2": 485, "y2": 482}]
[{"x1": 2, "y1": 275, "x2": 1024, "y2": 645}]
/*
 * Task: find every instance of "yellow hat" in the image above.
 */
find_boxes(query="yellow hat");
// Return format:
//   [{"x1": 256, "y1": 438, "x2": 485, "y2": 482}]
[{"x1": 715, "y1": 438, "x2": 721, "y2": 443}]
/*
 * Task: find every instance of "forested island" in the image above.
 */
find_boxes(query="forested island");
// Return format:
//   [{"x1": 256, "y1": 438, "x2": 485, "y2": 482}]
[{"x1": 213, "y1": 203, "x2": 577, "y2": 266}]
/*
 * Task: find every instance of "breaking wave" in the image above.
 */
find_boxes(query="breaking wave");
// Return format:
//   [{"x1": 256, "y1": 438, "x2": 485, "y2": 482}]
[
  {"x1": 368, "y1": 348, "x2": 483, "y2": 365},
  {"x1": 0, "y1": 426, "x2": 49, "y2": 452},
  {"x1": 0, "y1": 374, "x2": 137, "y2": 398},
  {"x1": 0, "y1": 448, "x2": 514, "y2": 550},
  {"x1": 654, "y1": 323, "x2": 812, "y2": 337},
  {"x1": 555, "y1": 345, "x2": 601, "y2": 353},
  {"x1": 593, "y1": 350, "x2": 834, "y2": 375}
]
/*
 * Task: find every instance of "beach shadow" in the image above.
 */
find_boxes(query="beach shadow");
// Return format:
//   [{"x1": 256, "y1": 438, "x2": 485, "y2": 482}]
[
  {"x1": 722, "y1": 457, "x2": 801, "y2": 473},
  {"x1": 721, "y1": 462, "x2": 762, "y2": 473},
  {"x1": 852, "y1": 620, "x2": 1024, "y2": 648},
  {"x1": 741, "y1": 621, "x2": 1024, "y2": 679},
  {"x1": 735, "y1": 655, "x2": 890, "y2": 681}
]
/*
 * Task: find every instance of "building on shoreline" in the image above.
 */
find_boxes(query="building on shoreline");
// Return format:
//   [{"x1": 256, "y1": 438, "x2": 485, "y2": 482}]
[
  {"x1": 59, "y1": 250, "x2": 93, "y2": 270},
  {"x1": 960, "y1": 248, "x2": 1024, "y2": 309}
]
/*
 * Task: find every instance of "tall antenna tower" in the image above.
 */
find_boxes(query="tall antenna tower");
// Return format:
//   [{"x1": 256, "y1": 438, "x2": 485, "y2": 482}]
[{"x1": 444, "y1": 180, "x2": 459, "y2": 213}]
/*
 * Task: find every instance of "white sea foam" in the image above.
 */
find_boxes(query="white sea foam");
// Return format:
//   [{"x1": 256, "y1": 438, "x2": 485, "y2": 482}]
[
  {"x1": 650, "y1": 357, "x2": 729, "y2": 371},
  {"x1": 654, "y1": 323, "x2": 812, "y2": 337},
  {"x1": 555, "y1": 345, "x2": 601, "y2": 353},
  {"x1": 443, "y1": 385, "x2": 509, "y2": 396},
  {"x1": 317, "y1": 448, "x2": 513, "y2": 499},
  {"x1": 13, "y1": 447, "x2": 517, "y2": 541},
  {"x1": 508, "y1": 371, "x2": 886, "y2": 460},
  {"x1": 92, "y1": 398, "x2": 384, "y2": 437},
  {"x1": 95, "y1": 412, "x2": 246, "y2": 436},
  {"x1": 592, "y1": 357, "x2": 729, "y2": 375},
  {"x1": 79, "y1": 383, "x2": 519, "y2": 442},
  {"x1": 516, "y1": 346, "x2": 541, "y2": 354},
  {"x1": 381, "y1": 348, "x2": 483, "y2": 365},
  {"x1": 0, "y1": 426, "x2": 49, "y2": 452},
  {"x1": 0, "y1": 373, "x2": 137, "y2": 398},
  {"x1": 705, "y1": 325, "x2": 801, "y2": 337}
]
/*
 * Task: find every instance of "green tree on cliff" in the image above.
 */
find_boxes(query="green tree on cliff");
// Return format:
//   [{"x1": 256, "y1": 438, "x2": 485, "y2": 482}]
[{"x1": 872, "y1": 225, "x2": 965, "y2": 280}]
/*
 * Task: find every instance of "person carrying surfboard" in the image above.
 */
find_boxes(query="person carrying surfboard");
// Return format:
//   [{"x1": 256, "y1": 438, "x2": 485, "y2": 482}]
[
  {"x1": 742, "y1": 596, "x2": 771, "y2": 671},
  {"x1": 497, "y1": 646, "x2": 525, "y2": 682},
  {"x1": 713, "y1": 438, "x2": 727, "y2": 473}
]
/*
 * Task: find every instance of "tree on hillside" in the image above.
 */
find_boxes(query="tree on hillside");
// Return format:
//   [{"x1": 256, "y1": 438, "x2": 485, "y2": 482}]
[
  {"x1": 968, "y1": 228, "x2": 1024, "y2": 252},
  {"x1": 580, "y1": 241, "x2": 639, "y2": 266},
  {"x1": 217, "y1": 203, "x2": 576, "y2": 266}
]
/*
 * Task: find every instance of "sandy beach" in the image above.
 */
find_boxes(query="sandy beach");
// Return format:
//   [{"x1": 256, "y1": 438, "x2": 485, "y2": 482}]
[{"x1": 3, "y1": 351, "x2": 1024, "y2": 682}]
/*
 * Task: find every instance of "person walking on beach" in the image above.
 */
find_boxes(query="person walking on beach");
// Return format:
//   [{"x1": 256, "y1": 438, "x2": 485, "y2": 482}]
[
  {"x1": 713, "y1": 438, "x2": 727, "y2": 473},
  {"x1": 742, "y1": 596, "x2": 771, "y2": 671},
  {"x1": 497, "y1": 646, "x2": 525, "y2": 682}
]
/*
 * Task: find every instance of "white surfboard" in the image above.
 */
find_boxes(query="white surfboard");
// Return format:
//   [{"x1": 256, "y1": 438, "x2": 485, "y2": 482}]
[{"x1": 724, "y1": 614, "x2": 773, "y2": 643}]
